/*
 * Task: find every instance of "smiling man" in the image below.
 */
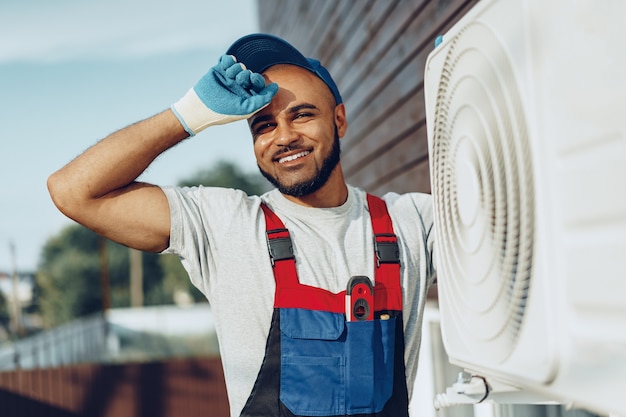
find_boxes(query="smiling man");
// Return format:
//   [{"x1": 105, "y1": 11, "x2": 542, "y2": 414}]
[
  {"x1": 48, "y1": 34, "x2": 436, "y2": 417},
  {"x1": 251, "y1": 64, "x2": 346, "y2": 206}
]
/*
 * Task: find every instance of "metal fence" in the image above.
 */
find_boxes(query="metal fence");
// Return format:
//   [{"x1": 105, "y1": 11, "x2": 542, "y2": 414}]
[
  {"x1": 0, "y1": 304, "x2": 219, "y2": 372},
  {"x1": 0, "y1": 314, "x2": 108, "y2": 371}
]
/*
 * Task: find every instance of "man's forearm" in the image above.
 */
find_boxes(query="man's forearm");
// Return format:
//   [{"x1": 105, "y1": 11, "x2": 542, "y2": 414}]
[
  {"x1": 49, "y1": 110, "x2": 186, "y2": 205},
  {"x1": 47, "y1": 109, "x2": 188, "y2": 251}
]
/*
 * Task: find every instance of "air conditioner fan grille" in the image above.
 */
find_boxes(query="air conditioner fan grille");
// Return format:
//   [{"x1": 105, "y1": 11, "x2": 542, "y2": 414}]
[{"x1": 431, "y1": 22, "x2": 535, "y2": 362}]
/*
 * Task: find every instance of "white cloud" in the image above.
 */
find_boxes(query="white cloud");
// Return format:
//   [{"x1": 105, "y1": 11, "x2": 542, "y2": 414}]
[{"x1": 0, "y1": 0, "x2": 259, "y2": 63}]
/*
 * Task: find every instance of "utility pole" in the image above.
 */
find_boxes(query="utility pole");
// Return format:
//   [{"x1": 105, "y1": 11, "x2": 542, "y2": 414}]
[
  {"x1": 129, "y1": 248, "x2": 143, "y2": 308},
  {"x1": 98, "y1": 237, "x2": 111, "y2": 311}
]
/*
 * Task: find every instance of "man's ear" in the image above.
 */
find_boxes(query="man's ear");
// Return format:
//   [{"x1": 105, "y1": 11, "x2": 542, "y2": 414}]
[{"x1": 334, "y1": 103, "x2": 348, "y2": 138}]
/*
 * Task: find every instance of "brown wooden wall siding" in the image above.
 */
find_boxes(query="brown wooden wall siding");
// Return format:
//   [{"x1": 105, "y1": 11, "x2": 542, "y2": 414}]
[
  {"x1": 258, "y1": 0, "x2": 480, "y2": 195},
  {"x1": 0, "y1": 358, "x2": 229, "y2": 417}
]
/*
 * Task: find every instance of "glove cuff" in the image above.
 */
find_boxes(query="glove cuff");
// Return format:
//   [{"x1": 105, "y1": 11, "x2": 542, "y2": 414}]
[{"x1": 171, "y1": 88, "x2": 238, "y2": 136}]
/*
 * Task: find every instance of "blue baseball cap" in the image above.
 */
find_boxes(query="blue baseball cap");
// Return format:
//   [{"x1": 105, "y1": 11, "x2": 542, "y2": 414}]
[{"x1": 226, "y1": 33, "x2": 343, "y2": 105}]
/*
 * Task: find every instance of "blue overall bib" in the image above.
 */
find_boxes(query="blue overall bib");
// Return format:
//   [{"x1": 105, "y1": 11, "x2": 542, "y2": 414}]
[{"x1": 240, "y1": 194, "x2": 409, "y2": 417}]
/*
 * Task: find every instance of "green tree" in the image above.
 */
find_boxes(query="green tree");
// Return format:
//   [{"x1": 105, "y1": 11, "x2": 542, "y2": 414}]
[
  {"x1": 36, "y1": 225, "x2": 164, "y2": 327},
  {"x1": 0, "y1": 290, "x2": 9, "y2": 335}
]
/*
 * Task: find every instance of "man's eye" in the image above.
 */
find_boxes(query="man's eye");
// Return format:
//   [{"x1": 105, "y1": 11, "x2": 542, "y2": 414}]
[
  {"x1": 254, "y1": 123, "x2": 275, "y2": 135},
  {"x1": 295, "y1": 112, "x2": 313, "y2": 120}
]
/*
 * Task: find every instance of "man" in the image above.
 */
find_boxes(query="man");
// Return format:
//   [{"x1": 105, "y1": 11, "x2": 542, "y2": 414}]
[{"x1": 48, "y1": 33, "x2": 435, "y2": 417}]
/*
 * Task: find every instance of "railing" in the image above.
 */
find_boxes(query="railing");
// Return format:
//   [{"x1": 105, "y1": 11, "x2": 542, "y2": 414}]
[
  {"x1": 0, "y1": 304, "x2": 219, "y2": 371},
  {"x1": 0, "y1": 314, "x2": 108, "y2": 371}
]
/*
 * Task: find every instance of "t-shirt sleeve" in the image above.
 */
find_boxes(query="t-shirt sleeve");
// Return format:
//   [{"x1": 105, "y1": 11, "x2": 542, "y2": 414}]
[
  {"x1": 410, "y1": 192, "x2": 436, "y2": 282},
  {"x1": 159, "y1": 185, "x2": 254, "y2": 297},
  {"x1": 383, "y1": 192, "x2": 436, "y2": 286}
]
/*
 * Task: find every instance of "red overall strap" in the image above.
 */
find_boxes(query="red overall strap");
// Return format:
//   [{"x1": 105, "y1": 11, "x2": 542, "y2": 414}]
[
  {"x1": 261, "y1": 203, "x2": 299, "y2": 287},
  {"x1": 367, "y1": 194, "x2": 403, "y2": 312},
  {"x1": 262, "y1": 203, "x2": 345, "y2": 312},
  {"x1": 261, "y1": 194, "x2": 402, "y2": 313}
]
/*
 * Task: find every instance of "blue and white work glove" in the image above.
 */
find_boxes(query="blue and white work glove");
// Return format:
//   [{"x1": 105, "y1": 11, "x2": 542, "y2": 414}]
[{"x1": 172, "y1": 55, "x2": 278, "y2": 136}]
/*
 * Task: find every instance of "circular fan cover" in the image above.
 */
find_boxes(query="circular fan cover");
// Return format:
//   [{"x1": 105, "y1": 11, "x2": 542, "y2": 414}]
[{"x1": 431, "y1": 22, "x2": 535, "y2": 363}]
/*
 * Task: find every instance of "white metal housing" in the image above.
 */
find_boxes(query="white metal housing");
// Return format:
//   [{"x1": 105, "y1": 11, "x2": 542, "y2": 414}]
[{"x1": 424, "y1": 0, "x2": 626, "y2": 415}]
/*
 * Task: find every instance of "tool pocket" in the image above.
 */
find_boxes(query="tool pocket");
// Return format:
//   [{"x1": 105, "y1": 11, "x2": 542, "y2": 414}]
[
  {"x1": 279, "y1": 308, "x2": 396, "y2": 416},
  {"x1": 345, "y1": 318, "x2": 396, "y2": 413}
]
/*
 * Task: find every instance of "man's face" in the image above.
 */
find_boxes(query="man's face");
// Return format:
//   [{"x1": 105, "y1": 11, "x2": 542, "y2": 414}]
[{"x1": 248, "y1": 65, "x2": 347, "y2": 197}]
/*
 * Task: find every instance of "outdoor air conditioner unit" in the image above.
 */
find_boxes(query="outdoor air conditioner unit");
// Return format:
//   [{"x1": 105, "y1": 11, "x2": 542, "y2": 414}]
[{"x1": 424, "y1": 0, "x2": 626, "y2": 415}]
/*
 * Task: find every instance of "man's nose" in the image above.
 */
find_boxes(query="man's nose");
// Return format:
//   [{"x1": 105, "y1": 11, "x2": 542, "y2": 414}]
[{"x1": 274, "y1": 122, "x2": 299, "y2": 147}]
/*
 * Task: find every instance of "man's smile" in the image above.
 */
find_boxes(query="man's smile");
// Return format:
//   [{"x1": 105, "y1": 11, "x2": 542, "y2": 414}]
[{"x1": 277, "y1": 150, "x2": 311, "y2": 164}]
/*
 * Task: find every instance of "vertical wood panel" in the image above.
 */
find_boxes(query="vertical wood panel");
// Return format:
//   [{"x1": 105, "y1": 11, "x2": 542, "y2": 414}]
[{"x1": 259, "y1": 0, "x2": 480, "y2": 194}]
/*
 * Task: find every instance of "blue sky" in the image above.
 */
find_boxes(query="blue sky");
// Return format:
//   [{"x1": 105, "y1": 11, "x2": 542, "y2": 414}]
[{"x1": 0, "y1": 0, "x2": 262, "y2": 272}]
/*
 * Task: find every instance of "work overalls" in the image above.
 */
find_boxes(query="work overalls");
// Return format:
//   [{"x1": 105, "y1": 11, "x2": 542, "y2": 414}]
[{"x1": 240, "y1": 194, "x2": 409, "y2": 417}]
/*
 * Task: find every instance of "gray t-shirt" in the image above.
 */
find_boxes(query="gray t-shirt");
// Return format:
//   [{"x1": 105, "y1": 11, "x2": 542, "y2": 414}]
[{"x1": 162, "y1": 184, "x2": 435, "y2": 417}]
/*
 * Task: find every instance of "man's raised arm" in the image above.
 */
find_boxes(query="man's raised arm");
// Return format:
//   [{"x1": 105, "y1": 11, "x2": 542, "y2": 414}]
[
  {"x1": 48, "y1": 110, "x2": 187, "y2": 252},
  {"x1": 48, "y1": 54, "x2": 278, "y2": 252}
]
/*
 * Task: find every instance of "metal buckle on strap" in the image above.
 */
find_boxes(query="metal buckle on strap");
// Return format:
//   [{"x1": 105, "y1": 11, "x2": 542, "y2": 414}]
[
  {"x1": 266, "y1": 228, "x2": 295, "y2": 266},
  {"x1": 374, "y1": 233, "x2": 400, "y2": 267}
]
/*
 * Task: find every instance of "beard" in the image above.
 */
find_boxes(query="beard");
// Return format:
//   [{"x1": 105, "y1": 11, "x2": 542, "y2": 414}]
[{"x1": 258, "y1": 128, "x2": 341, "y2": 197}]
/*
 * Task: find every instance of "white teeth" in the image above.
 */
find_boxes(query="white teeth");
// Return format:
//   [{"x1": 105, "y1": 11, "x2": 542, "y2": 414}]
[{"x1": 278, "y1": 151, "x2": 310, "y2": 163}]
